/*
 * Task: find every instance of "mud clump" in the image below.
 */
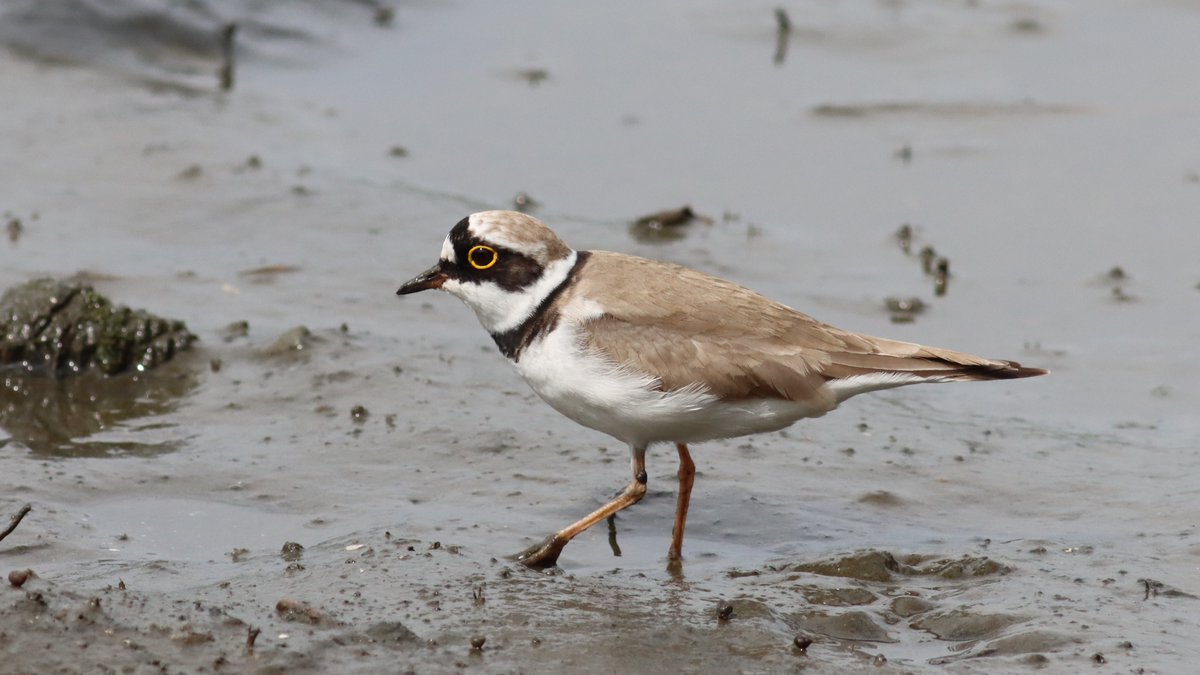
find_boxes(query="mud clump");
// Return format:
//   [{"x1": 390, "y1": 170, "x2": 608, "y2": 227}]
[
  {"x1": 890, "y1": 596, "x2": 935, "y2": 617},
  {"x1": 263, "y1": 325, "x2": 313, "y2": 356},
  {"x1": 629, "y1": 206, "x2": 712, "y2": 243},
  {"x1": 353, "y1": 621, "x2": 420, "y2": 647},
  {"x1": 0, "y1": 278, "x2": 195, "y2": 377},
  {"x1": 911, "y1": 608, "x2": 1023, "y2": 641},
  {"x1": 981, "y1": 631, "x2": 1077, "y2": 656},
  {"x1": 787, "y1": 610, "x2": 894, "y2": 642},
  {"x1": 764, "y1": 551, "x2": 1011, "y2": 584},
  {"x1": 780, "y1": 550, "x2": 902, "y2": 582},
  {"x1": 914, "y1": 555, "x2": 1010, "y2": 580},
  {"x1": 276, "y1": 598, "x2": 324, "y2": 624},
  {"x1": 857, "y1": 489, "x2": 905, "y2": 507},
  {"x1": 884, "y1": 297, "x2": 925, "y2": 324},
  {"x1": 801, "y1": 587, "x2": 877, "y2": 607},
  {"x1": 280, "y1": 541, "x2": 305, "y2": 562}
]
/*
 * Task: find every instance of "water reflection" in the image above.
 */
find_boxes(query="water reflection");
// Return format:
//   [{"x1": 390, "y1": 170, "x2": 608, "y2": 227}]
[{"x1": 0, "y1": 362, "x2": 198, "y2": 457}]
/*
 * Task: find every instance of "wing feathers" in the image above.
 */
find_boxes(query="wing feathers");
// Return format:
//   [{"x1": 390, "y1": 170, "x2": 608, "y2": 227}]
[{"x1": 566, "y1": 251, "x2": 1045, "y2": 403}]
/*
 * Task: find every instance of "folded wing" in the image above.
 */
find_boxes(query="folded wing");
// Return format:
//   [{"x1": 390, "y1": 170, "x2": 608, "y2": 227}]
[{"x1": 573, "y1": 251, "x2": 1045, "y2": 405}]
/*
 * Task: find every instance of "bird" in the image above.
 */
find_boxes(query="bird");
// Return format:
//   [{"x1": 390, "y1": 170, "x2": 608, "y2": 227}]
[{"x1": 396, "y1": 210, "x2": 1046, "y2": 569}]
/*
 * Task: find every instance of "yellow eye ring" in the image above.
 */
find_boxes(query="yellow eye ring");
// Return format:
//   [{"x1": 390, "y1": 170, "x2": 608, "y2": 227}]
[{"x1": 468, "y1": 245, "x2": 498, "y2": 270}]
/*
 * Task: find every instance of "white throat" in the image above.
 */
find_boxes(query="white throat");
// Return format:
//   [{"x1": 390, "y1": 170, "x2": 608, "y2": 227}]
[{"x1": 444, "y1": 250, "x2": 578, "y2": 334}]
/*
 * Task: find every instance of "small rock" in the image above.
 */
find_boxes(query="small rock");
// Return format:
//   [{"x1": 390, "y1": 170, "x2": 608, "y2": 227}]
[{"x1": 8, "y1": 569, "x2": 35, "y2": 587}]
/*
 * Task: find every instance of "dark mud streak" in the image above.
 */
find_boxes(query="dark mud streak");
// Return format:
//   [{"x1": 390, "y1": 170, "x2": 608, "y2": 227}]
[{"x1": 491, "y1": 251, "x2": 591, "y2": 361}]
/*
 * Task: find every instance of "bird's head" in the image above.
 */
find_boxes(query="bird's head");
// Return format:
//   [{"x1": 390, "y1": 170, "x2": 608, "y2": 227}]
[{"x1": 397, "y1": 210, "x2": 578, "y2": 334}]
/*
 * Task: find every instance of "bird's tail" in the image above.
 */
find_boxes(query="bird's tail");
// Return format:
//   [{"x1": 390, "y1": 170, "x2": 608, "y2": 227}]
[{"x1": 823, "y1": 337, "x2": 1047, "y2": 402}]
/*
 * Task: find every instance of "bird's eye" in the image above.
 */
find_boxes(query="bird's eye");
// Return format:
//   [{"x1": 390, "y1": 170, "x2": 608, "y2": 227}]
[{"x1": 468, "y1": 245, "x2": 499, "y2": 270}]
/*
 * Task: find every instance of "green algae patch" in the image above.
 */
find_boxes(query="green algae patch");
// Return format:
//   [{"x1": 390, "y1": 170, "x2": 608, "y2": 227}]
[{"x1": 0, "y1": 278, "x2": 196, "y2": 377}]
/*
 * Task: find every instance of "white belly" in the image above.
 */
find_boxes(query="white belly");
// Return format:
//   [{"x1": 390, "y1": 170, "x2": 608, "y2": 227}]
[{"x1": 514, "y1": 324, "x2": 831, "y2": 448}]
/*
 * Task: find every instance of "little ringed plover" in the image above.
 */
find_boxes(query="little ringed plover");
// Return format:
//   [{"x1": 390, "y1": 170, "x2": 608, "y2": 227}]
[{"x1": 397, "y1": 210, "x2": 1046, "y2": 569}]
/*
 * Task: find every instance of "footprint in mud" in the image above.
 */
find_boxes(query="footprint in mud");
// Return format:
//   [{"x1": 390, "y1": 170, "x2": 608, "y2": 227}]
[{"x1": 728, "y1": 549, "x2": 1048, "y2": 663}]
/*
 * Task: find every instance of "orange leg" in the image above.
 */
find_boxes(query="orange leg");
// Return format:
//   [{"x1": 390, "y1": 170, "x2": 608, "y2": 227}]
[
  {"x1": 518, "y1": 446, "x2": 647, "y2": 569},
  {"x1": 668, "y1": 443, "x2": 695, "y2": 561}
]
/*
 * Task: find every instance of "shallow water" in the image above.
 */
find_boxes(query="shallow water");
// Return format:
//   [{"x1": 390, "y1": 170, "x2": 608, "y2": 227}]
[{"x1": 2, "y1": 1, "x2": 1199, "y2": 672}]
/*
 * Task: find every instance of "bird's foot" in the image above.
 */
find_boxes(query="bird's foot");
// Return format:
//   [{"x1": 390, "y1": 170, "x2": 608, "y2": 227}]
[
  {"x1": 515, "y1": 535, "x2": 564, "y2": 569},
  {"x1": 666, "y1": 557, "x2": 685, "y2": 581}
]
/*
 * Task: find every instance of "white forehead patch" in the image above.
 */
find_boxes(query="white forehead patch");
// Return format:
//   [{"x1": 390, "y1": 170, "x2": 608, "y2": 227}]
[
  {"x1": 440, "y1": 236, "x2": 456, "y2": 263},
  {"x1": 468, "y1": 212, "x2": 545, "y2": 259}
]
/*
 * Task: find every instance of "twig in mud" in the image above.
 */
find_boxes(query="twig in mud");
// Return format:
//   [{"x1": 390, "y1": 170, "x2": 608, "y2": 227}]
[
  {"x1": 606, "y1": 513, "x2": 622, "y2": 557},
  {"x1": 219, "y1": 23, "x2": 238, "y2": 91},
  {"x1": 773, "y1": 8, "x2": 792, "y2": 65},
  {"x1": 246, "y1": 626, "x2": 261, "y2": 650},
  {"x1": 775, "y1": 7, "x2": 792, "y2": 32},
  {"x1": 0, "y1": 504, "x2": 32, "y2": 544}
]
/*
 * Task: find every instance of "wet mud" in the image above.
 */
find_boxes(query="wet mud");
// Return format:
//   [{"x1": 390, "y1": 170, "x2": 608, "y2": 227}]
[{"x1": 3, "y1": 1, "x2": 1200, "y2": 673}]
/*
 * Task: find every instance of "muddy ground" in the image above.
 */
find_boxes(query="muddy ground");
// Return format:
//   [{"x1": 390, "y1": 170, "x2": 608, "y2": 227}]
[{"x1": 2, "y1": 1, "x2": 1199, "y2": 673}]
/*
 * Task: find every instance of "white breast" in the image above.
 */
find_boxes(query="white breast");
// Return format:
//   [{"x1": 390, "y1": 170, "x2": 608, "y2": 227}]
[{"x1": 513, "y1": 307, "x2": 831, "y2": 448}]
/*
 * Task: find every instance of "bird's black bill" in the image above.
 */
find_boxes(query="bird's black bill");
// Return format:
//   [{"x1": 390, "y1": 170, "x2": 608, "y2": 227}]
[{"x1": 396, "y1": 264, "x2": 448, "y2": 295}]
